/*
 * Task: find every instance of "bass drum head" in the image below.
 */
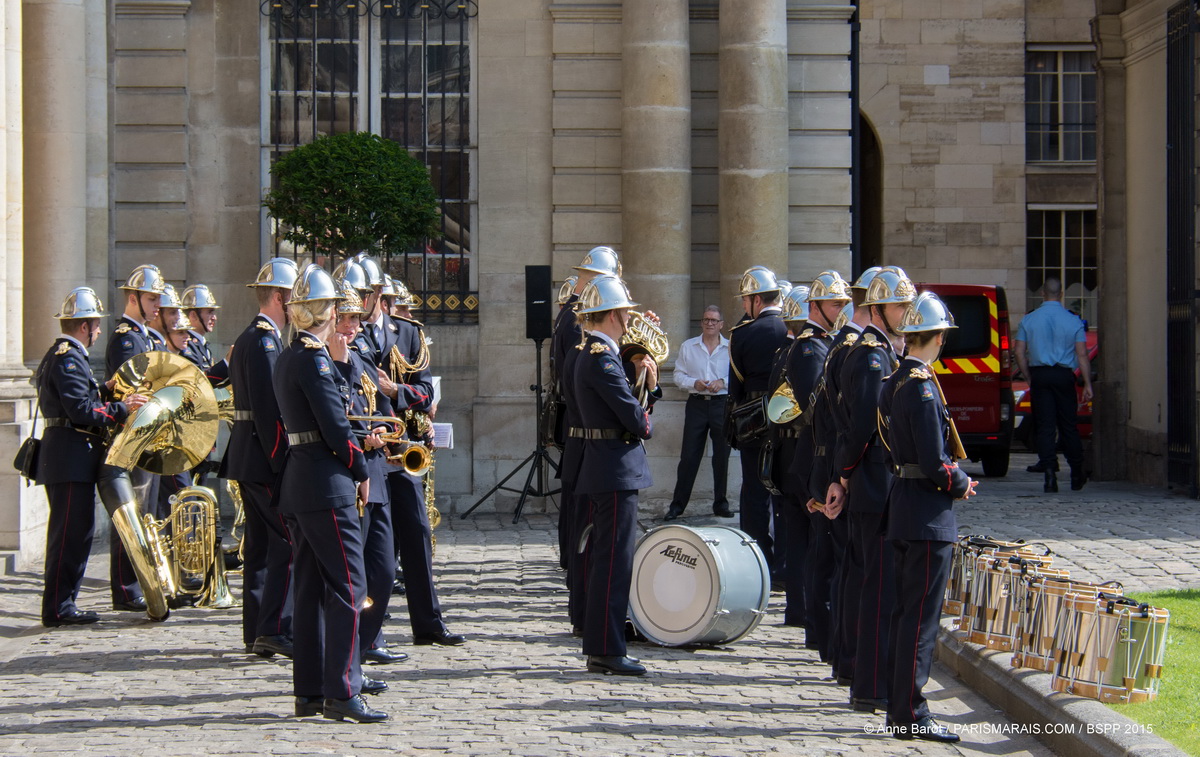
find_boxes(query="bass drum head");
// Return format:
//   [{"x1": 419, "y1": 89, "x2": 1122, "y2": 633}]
[{"x1": 628, "y1": 525, "x2": 768, "y2": 647}]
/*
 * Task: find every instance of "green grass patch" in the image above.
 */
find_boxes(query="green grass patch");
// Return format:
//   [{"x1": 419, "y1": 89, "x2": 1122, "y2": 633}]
[{"x1": 1108, "y1": 588, "x2": 1200, "y2": 754}]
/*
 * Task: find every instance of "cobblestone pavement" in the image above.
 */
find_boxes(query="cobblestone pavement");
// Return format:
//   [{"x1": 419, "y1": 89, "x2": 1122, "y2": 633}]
[{"x1": 0, "y1": 452, "x2": 1193, "y2": 756}]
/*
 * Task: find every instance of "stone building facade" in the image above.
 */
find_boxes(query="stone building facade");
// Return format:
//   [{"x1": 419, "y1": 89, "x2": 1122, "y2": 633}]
[{"x1": 0, "y1": 0, "x2": 1195, "y2": 569}]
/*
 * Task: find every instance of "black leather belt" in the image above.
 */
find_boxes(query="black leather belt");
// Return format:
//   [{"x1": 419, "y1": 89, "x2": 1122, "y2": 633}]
[
  {"x1": 568, "y1": 427, "x2": 636, "y2": 442},
  {"x1": 688, "y1": 394, "x2": 727, "y2": 402},
  {"x1": 287, "y1": 430, "x2": 322, "y2": 445},
  {"x1": 892, "y1": 463, "x2": 925, "y2": 479},
  {"x1": 43, "y1": 417, "x2": 105, "y2": 437},
  {"x1": 233, "y1": 410, "x2": 255, "y2": 421},
  {"x1": 778, "y1": 427, "x2": 801, "y2": 439}
]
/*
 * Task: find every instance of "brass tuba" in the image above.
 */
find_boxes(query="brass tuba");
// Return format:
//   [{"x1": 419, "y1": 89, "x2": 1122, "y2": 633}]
[
  {"x1": 619, "y1": 311, "x2": 670, "y2": 409},
  {"x1": 104, "y1": 352, "x2": 221, "y2": 620},
  {"x1": 153, "y1": 484, "x2": 238, "y2": 608},
  {"x1": 767, "y1": 379, "x2": 802, "y2": 424}
]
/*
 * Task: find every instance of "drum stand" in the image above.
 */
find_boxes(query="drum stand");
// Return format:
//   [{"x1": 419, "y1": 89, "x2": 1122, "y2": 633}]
[{"x1": 461, "y1": 337, "x2": 561, "y2": 524}]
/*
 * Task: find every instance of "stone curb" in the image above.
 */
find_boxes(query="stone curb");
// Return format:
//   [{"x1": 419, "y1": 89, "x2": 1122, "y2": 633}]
[{"x1": 936, "y1": 619, "x2": 1187, "y2": 757}]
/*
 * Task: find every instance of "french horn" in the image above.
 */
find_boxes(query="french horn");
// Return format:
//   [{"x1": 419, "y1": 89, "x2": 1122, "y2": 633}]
[{"x1": 619, "y1": 311, "x2": 670, "y2": 409}]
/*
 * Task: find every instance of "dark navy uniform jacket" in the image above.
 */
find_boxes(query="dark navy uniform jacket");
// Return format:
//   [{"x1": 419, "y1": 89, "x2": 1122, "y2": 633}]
[
  {"x1": 35, "y1": 337, "x2": 130, "y2": 485},
  {"x1": 551, "y1": 295, "x2": 580, "y2": 386},
  {"x1": 273, "y1": 332, "x2": 369, "y2": 513},
  {"x1": 834, "y1": 324, "x2": 898, "y2": 514},
  {"x1": 181, "y1": 329, "x2": 230, "y2": 384},
  {"x1": 338, "y1": 349, "x2": 391, "y2": 505},
  {"x1": 764, "y1": 335, "x2": 797, "y2": 491},
  {"x1": 728, "y1": 307, "x2": 788, "y2": 406},
  {"x1": 224, "y1": 314, "x2": 287, "y2": 484},
  {"x1": 807, "y1": 323, "x2": 859, "y2": 503},
  {"x1": 105, "y1": 315, "x2": 160, "y2": 380},
  {"x1": 572, "y1": 332, "x2": 654, "y2": 495},
  {"x1": 785, "y1": 323, "x2": 831, "y2": 488},
  {"x1": 380, "y1": 315, "x2": 434, "y2": 418},
  {"x1": 879, "y1": 357, "x2": 971, "y2": 542}
]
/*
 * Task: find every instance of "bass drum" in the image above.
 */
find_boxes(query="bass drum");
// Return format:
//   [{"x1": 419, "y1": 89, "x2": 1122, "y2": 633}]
[{"x1": 629, "y1": 525, "x2": 770, "y2": 647}]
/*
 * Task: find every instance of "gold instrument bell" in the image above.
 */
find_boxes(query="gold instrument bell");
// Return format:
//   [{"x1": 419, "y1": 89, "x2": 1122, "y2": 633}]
[
  {"x1": 107, "y1": 352, "x2": 221, "y2": 474},
  {"x1": 767, "y1": 379, "x2": 802, "y2": 424},
  {"x1": 619, "y1": 311, "x2": 669, "y2": 408}
]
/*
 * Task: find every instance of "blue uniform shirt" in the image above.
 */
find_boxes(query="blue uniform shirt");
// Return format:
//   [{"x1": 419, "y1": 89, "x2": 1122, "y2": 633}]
[{"x1": 1016, "y1": 301, "x2": 1086, "y2": 369}]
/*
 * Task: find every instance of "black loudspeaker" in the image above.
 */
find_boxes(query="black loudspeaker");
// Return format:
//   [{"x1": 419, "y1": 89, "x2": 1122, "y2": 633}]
[{"x1": 525, "y1": 265, "x2": 553, "y2": 341}]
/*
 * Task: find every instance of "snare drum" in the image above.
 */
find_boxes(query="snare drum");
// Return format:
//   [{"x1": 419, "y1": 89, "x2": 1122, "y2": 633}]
[
  {"x1": 944, "y1": 536, "x2": 1053, "y2": 617},
  {"x1": 1051, "y1": 596, "x2": 1170, "y2": 703},
  {"x1": 628, "y1": 525, "x2": 770, "y2": 647},
  {"x1": 1012, "y1": 578, "x2": 1123, "y2": 672},
  {"x1": 962, "y1": 555, "x2": 1064, "y2": 651}
]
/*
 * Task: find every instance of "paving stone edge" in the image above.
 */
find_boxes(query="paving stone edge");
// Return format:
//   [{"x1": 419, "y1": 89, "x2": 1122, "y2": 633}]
[{"x1": 937, "y1": 619, "x2": 1188, "y2": 757}]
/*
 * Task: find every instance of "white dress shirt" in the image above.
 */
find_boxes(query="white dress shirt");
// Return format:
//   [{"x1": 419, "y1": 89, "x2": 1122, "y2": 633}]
[{"x1": 673, "y1": 334, "x2": 730, "y2": 395}]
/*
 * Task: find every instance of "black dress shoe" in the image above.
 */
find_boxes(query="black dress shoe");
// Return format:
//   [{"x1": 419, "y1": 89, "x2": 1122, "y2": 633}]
[
  {"x1": 323, "y1": 694, "x2": 388, "y2": 723},
  {"x1": 361, "y1": 675, "x2": 388, "y2": 695},
  {"x1": 663, "y1": 503, "x2": 685, "y2": 521},
  {"x1": 112, "y1": 597, "x2": 147, "y2": 612},
  {"x1": 1044, "y1": 471, "x2": 1058, "y2": 493},
  {"x1": 1071, "y1": 470, "x2": 1088, "y2": 491},
  {"x1": 1026, "y1": 462, "x2": 1047, "y2": 473},
  {"x1": 295, "y1": 695, "x2": 323, "y2": 717},
  {"x1": 892, "y1": 715, "x2": 959, "y2": 743},
  {"x1": 391, "y1": 578, "x2": 406, "y2": 596},
  {"x1": 571, "y1": 625, "x2": 584, "y2": 638},
  {"x1": 413, "y1": 630, "x2": 466, "y2": 646},
  {"x1": 362, "y1": 646, "x2": 409, "y2": 665},
  {"x1": 587, "y1": 655, "x2": 647, "y2": 676},
  {"x1": 713, "y1": 503, "x2": 734, "y2": 518},
  {"x1": 43, "y1": 609, "x2": 99, "y2": 627},
  {"x1": 252, "y1": 634, "x2": 295, "y2": 659},
  {"x1": 850, "y1": 696, "x2": 888, "y2": 713}
]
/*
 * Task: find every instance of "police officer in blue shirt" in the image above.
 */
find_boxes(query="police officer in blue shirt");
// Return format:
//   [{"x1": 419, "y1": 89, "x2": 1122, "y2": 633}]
[
  {"x1": 831, "y1": 267, "x2": 915, "y2": 713},
  {"x1": 879, "y1": 292, "x2": 976, "y2": 743},
  {"x1": 275, "y1": 264, "x2": 385, "y2": 724},
  {"x1": 36, "y1": 288, "x2": 149, "y2": 626},
  {"x1": 104, "y1": 264, "x2": 167, "y2": 611},
  {"x1": 572, "y1": 274, "x2": 656, "y2": 676},
  {"x1": 225, "y1": 257, "x2": 299, "y2": 658}
]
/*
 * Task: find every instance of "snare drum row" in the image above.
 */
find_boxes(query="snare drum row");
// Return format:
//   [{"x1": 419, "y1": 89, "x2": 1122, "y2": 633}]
[{"x1": 944, "y1": 536, "x2": 1169, "y2": 705}]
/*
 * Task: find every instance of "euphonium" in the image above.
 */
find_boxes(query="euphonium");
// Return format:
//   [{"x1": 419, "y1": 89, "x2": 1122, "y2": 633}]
[
  {"x1": 619, "y1": 311, "x2": 670, "y2": 409},
  {"x1": 155, "y1": 484, "x2": 238, "y2": 608},
  {"x1": 767, "y1": 379, "x2": 802, "y2": 424}
]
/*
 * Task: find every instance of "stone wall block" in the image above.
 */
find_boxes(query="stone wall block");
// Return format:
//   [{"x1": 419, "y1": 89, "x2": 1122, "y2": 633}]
[
  {"x1": 113, "y1": 206, "x2": 188, "y2": 242},
  {"x1": 113, "y1": 128, "x2": 186, "y2": 163},
  {"x1": 551, "y1": 96, "x2": 621, "y2": 130},
  {"x1": 114, "y1": 167, "x2": 187, "y2": 203},
  {"x1": 553, "y1": 58, "x2": 621, "y2": 92},
  {"x1": 114, "y1": 92, "x2": 186, "y2": 126},
  {"x1": 114, "y1": 53, "x2": 186, "y2": 88},
  {"x1": 113, "y1": 18, "x2": 187, "y2": 51}
]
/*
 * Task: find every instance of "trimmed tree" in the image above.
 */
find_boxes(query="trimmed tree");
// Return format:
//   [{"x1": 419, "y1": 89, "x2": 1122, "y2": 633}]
[{"x1": 263, "y1": 131, "x2": 442, "y2": 260}]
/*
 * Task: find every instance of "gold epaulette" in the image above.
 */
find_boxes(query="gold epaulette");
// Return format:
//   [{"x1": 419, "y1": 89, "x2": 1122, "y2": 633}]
[
  {"x1": 256, "y1": 321, "x2": 274, "y2": 330},
  {"x1": 910, "y1": 366, "x2": 931, "y2": 380},
  {"x1": 395, "y1": 315, "x2": 425, "y2": 328},
  {"x1": 590, "y1": 342, "x2": 609, "y2": 354},
  {"x1": 56, "y1": 342, "x2": 71, "y2": 355},
  {"x1": 301, "y1": 337, "x2": 323, "y2": 349},
  {"x1": 115, "y1": 323, "x2": 132, "y2": 335},
  {"x1": 800, "y1": 328, "x2": 814, "y2": 339},
  {"x1": 861, "y1": 333, "x2": 882, "y2": 348},
  {"x1": 730, "y1": 319, "x2": 751, "y2": 331},
  {"x1": 844, "y1": 332, "x2": 858, "y2": 345}
]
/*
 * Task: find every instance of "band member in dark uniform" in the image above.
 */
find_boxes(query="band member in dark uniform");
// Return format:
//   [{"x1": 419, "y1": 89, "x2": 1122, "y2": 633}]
[
  {"x1": 148, "y1": 285, "x2": 194, "y2": 525},
  {"x1": 36, "y1": 288, "x2": 148, "y2": 626},
  {"x1": 783, "y1": 271, "x2": 849, "y2": 655},
  {"x1": 274, "y1": 264, "x2": 385, "y2": 724},
  {"x1": 180, "y1": 284, "x2": 229, "y2": 383},
  {"x1": 879, "y1": 292, "x2": 976, "y2": 743},
  {"x1": 226, "y1": 257, "x2": 299, "y2": 658},
  {"x1": 727, "y1": 267, "x2": 788, "y2": 576},
  {"x1": 104, "y1": 264, "x2": 166, "y2": 611},
  {"x1": 572, "y1": 274, "x2": 656, "y2": 676},
  {"x1": 554, "y1": 246, "x2": 620, "y2": 632},
  {"x1": 831, "y1": 267, "x2": 915, "y2": 713}
]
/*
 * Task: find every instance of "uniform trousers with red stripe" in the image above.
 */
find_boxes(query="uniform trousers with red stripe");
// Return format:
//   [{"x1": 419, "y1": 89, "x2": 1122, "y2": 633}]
[
  {"x1": 887, "y1": 538, "x2": 952, "y2": 725},
  {"x1": 582, "y1": 489, "x2": 637, "y2": 658},
  {"x1": 565, "y1": 486, "x2": 593, "y2": 630},
  {"x1": 803, "y1": 509, "x2": 835, "y2": 662},
  {"x1": 849, "y1": 510, "x2": 894, "y2": 701},
  {"x1": 240, "y1": 481, "x2": 294, "y2": 646},
  {"x1": 42, "y1": 482, "x2": 97, "y2": 624},
  {"x1": 285, "y1": 504, "x2": 367, "y2": 700}
]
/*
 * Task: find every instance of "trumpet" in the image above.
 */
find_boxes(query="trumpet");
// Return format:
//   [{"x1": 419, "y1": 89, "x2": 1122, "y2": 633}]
[{"x1": 346, "y1": 415, "x2": 433, "y2": 476}]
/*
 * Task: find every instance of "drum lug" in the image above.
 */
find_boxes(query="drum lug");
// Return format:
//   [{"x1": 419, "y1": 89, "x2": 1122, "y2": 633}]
[{"x1": 703, "y1": 538, "x2": 720, "y2": 546}]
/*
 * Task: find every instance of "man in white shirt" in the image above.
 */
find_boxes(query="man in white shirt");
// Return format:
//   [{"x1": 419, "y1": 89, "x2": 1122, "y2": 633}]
[{"x1": 665, "y1": 306, "x2": 732, "y2": 520}]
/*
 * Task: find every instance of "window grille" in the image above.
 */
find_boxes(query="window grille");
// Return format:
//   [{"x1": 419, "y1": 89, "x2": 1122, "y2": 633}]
[
  {"x1": 1025, "y1": 208, "x2": 1098, "y2": 328},
  {"x1": 1025, "y1": 50, "x2": 1097, "y2": 162}
]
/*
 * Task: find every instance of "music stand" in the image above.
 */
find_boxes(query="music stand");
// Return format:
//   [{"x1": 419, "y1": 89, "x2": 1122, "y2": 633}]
[{"x1": 460, "y1": 337, "x2": 560, "y2": 524}]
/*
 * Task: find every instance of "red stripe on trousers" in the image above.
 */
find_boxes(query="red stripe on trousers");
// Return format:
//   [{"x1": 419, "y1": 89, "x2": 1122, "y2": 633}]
[
  {"x1": 910, "y1": 541, "x2": 932, "y2": 722},
  {"x1": 331, "y1": 509, "x2": 360, "y2": 695}
]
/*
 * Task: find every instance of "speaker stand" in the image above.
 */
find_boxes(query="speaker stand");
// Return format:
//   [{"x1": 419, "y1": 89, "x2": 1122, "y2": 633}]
[{"x1": 460, "y1": 338, "x2": 560, "y2": 524}]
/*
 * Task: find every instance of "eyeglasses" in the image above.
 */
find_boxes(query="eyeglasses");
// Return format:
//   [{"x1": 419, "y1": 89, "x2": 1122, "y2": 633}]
[{"x1": 701, "y1": 318, "x2": 723, "y2": 325}]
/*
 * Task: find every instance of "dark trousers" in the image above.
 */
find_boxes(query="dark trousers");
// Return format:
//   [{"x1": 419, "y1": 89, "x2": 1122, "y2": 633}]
[
  {"x1": 804, "y1": 509, "x2": 835, "y2": 661},
  {"x1": 241, "y1": 481, "x2": 294, "y2": 645},
  {"x1": 359, "y1": 499, "x2": 396, "y2": 652},
  {"x1": 780, "y1": 492, "x2": 809, "y2": 626},
  {"x1": 564, "y1": 485, "x2": 593, "y2": 630},
  {"x1": 42, "y1": 482, "x2": 96, "y2": 624},
  {"x1": 582, "y1": 489, "x2": 637, "y2": 658},
  {"x1": 831, "y1": 512, "x2": 856, "y2": 680},
  {"x1": 1031, "y1": 365, "x2": 1083, "y2": 473},
  {"x1": 558, "y1": 480, "x2": 575, "y2": 571},
  {"x1": 106, "y1": 466, "x2": 156, "y2": 604},
  {"x1": 388, "y1": 471, "x2": 446, "y2": 636},
  {"x1": 850, "y1": 510, "x2": 894, "y2": 701},
  {"x1": 888, "y1": 538, "x2": 953, "y2": 725},
  {"x1": 286, "y1": 505, "x2": 367, "y2": 700},
  {"x1": 738, "y1": 442, "x2": 774, "y2": 572},
  {"x1": 671, "y1": 395, "x2": 730, "y2": 510}
]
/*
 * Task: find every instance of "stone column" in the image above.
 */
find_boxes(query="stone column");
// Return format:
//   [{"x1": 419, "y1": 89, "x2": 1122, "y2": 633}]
[
  {"x1": 717, "y1": 0, "x2": 789, "y2": 309},
  {"x1": 22, "y1": 0, "x2": 88, "y2": 360},
  {"x1": 621, "y1": 0, "x2": 691, "y2": 339}
]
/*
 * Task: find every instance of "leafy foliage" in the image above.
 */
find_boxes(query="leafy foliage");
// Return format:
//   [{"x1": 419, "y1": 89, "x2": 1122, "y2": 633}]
[{"x1": 263, "y1": 132, "x2": 442, "y2": 260}]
